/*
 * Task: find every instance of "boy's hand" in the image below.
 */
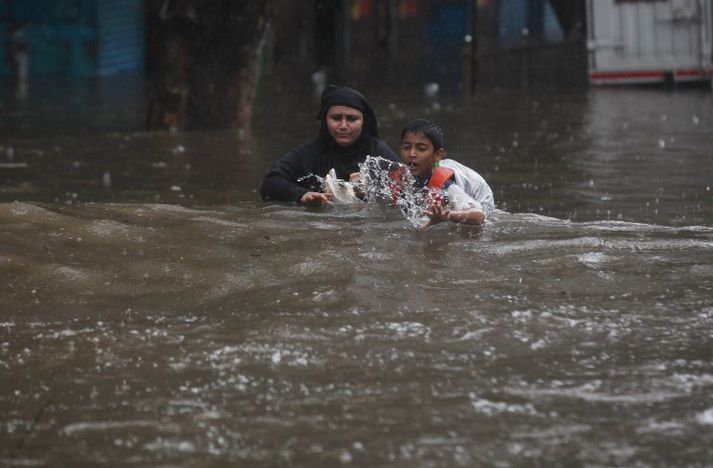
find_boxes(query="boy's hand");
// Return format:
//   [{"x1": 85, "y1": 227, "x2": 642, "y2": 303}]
[
  {"x1": 420, "y1": 204, "x2": 450, "y2": 228},
  {"x1": 301, "y1": 191, "x2": 333, "y2": 206},
  {"x1": 420, "y1": 205, "x2": 485, "y2": 228}
]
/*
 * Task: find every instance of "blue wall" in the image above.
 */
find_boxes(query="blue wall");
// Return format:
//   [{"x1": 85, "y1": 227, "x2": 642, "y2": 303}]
[
  {"x1": 96, "y1": 0, "x2": 145, "y2": 76},
  {"x1": 1, "y1": 0, "x2": 144, "y2": 77},
  {"x1": 498, "y1": 0, "x2": 563, "y2": 48}
]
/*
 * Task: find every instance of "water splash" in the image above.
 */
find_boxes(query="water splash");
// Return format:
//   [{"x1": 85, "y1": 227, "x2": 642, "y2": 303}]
[
  {"x1": 297, "y1": 156, "x2": 431, "y2": 227},
  {"x1": 356, "y1": 156, "x2": 429, "y2": 227}
]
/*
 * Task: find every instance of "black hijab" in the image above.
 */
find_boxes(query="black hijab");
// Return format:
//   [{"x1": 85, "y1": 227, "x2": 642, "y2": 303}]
[{"x1": 314, "y1": 85, "x2": 380, "y2": 179}]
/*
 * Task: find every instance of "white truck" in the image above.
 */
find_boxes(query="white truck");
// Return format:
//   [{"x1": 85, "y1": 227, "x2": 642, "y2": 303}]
[{"x1": 586, "y1": 0, "x2": 713, "y2": 85}]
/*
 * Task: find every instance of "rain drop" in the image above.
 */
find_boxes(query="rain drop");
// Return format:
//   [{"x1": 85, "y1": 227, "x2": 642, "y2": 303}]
[{"x1": 102, "y1": 171, "x2": 112, "y2": 188}]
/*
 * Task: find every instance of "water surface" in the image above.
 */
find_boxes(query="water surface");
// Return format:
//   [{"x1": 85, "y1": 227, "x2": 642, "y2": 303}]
[{"x1": 1, "y1": 76, "x2": 713, "y2": 466}]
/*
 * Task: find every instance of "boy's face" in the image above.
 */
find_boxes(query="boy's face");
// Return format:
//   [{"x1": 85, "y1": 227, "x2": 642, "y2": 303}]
[{"x1": 400, "y1": 131, "x2": 444, "y2": 178}]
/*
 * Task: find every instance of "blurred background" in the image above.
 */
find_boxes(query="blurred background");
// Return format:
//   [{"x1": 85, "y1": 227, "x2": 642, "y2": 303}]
[
  {"x1": 3, "y1": 0, "x2": 711, "y2": 129},
  {"x1": 0, "y1": 0, "x2": 711, "y2": 216},
  {"x1": 0, "y1": 0, "x2": 592, "y2": 129}
]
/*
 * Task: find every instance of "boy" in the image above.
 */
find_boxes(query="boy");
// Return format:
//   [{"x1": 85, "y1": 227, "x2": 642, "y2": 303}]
[{"x1": 399, "y1": 118, "x2": 494, "y2": 227}]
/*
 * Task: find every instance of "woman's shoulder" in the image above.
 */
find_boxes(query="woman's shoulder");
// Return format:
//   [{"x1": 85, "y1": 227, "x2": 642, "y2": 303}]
[
  {"x1": 280, "y1": 140, "x2": 320, "y2": 160},
  {"x1": 291, "y1": 139, "x2": 320, "y2": 153},
  {"x1": 372, "y1": 138, "x2": 399, "y2": 161}
]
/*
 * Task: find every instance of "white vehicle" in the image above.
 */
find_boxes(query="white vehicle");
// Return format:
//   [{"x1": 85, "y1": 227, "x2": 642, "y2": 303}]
[{"x1": 586, "y1": 0, "x2": 713, "y2": 85}]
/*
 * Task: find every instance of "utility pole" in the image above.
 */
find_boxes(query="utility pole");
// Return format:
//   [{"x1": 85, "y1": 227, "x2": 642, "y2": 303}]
[{"x1": 146, "y1": 0, "x2": 269, "y2": 136}]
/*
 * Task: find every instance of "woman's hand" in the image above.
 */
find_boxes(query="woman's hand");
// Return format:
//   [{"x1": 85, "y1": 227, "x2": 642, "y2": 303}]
[{"x1": 301, "y1": 191, "x2": 333, "y2": 206}]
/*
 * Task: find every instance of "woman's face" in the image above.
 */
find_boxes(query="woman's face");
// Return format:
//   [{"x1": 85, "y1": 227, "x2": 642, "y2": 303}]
[{"x1": 326, "y1": 106, "x2": 364, "y2": 147}]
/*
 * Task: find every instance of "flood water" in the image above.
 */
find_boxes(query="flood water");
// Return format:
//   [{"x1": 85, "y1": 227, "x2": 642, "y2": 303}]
[{"x1": 2, "y1": 75, "x2": 713, "y2": 466}]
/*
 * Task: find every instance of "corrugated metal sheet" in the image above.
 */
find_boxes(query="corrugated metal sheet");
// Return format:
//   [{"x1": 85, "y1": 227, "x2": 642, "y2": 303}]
[{"x1": 96, "y1": 0, "x2": 144, "y2": 76}]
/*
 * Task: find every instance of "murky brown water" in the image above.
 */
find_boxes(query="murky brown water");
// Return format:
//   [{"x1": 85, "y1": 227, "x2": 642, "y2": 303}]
[{"x1": 1, "y1": 75, "x2": 713, "y2": 466}]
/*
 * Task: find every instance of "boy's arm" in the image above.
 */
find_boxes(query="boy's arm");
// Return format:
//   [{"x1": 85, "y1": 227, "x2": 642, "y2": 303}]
[
  {"x1": 421, "y1": 204, "x2": 484, "y2": 228},
  {"x1": 446, "y1": 208, "x2": 485, "y2": 225},
  {"x1": 420, "y1": 184, "x2": 485, "y2": 228}
]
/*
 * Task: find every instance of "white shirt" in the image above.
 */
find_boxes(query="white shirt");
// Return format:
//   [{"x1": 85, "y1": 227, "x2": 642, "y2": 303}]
[{"x1": 439, "y1": 159, "x2": 495, "y2": 219}]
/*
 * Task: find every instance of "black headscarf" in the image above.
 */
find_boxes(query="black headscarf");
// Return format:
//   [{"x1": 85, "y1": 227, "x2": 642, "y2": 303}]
[{"x1": 313, "y1": 85, "x2": 381, "y2": 179}]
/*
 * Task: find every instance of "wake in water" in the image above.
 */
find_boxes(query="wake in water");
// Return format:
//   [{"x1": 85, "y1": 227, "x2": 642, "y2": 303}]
[{"x1": 297, "y1": 156, "x2": 431, "y2": 227}]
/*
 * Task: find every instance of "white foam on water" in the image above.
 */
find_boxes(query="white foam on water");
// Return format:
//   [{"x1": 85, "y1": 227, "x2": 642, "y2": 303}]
[
  {"x1": 695, "y1": 407, "x2": 713, "y2": 425},
  {"x1": 10, "y1": 202, "x2": 51, "y2": 217},
  {"x1": 208, "y1": 345, "x2": 243, "y2": 363},
  {"x1": 143, "y1": 438, "x2": 196, "y2": 453},
  {"x1": 636, "y1": 418, "x2": 686, "y2": 434},
  {"x1": 386, "y1": 321, "x2": 431, "y2": 338},
  {"x1": 358, "y1": 251, "x2": 393, "y2": 261},
  {"x1": 167, "y1": 399, "x2": 209, "y2": 409},
  {"x1": 85, "y1": 219, "x2": 130, "y2": 238},
  {"x1": 505, "y1": 384, "x2": 682, "y2": 403},
  {"x1": 52, "y1": 265, "x2": 90, "y2": 282},
  {"x1": 189, "y1": 216, "x2": 250, "y2": 228},
  {"x1": 456, "y1": 328, "x2": 493, "y2": 341},
  {"x1": 45, "y1": 327, "x2": 94, "y2": 339},
  {"x1": 63, "y1": 420, "x2": 159, "y2": 436},
  {"x1": 577, "y1": 252, "x2": 615, "y2": 266},
  {"x1": 290, "y1": 260, "x2": 332, "y2": 275},
  {"x1": 311, "y1": 289, "x2": 337, "y2": 303},
  {"x1": 468, "y1": 393, "x2": 539, "y2": 416}
]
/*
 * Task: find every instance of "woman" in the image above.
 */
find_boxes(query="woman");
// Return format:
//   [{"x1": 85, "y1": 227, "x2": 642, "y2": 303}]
[{"x1": 260, "y1": 85, "x2": 399, "y2": 205}]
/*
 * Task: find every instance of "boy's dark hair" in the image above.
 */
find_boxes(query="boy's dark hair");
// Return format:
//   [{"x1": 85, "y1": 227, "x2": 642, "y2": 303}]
[{"x1": 401, "y1": 119, "x2": 444, "y2": 150}]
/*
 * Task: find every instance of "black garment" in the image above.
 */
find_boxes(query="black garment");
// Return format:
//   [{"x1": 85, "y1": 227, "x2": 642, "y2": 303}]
[
  {"x1": 260, "y1": 85, "x2": 399, "y2": 203},
  {"x1": 260, "y1": 138, "x2": 398, "y2": 202}
]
